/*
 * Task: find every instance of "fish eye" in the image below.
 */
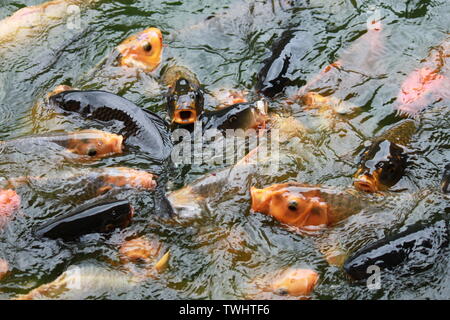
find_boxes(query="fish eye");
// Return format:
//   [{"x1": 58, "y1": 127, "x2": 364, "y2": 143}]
[
  {"x1": 229, "y1": 115, "x2": 238, "y2": 123},
  {"x1": 105, "y1": 224, "x2": 114, "y2": 232},
  {"x1": 87, "y1": 148, "x2": 98, "y2": 157},
  {"x1": 275, "y1": 288, "x2": 289, "y2": 296},
  {"x1": 287, "y1": 200, "x2": 298, "y2": 211},
  {"x1": 143, "y1": 42, "x2": 152, "y2": 52}
]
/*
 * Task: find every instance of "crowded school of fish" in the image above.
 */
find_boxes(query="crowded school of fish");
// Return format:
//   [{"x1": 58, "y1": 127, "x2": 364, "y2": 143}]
[{"x1": 0, "y1": 0, "x2": 449, "y2": 299}]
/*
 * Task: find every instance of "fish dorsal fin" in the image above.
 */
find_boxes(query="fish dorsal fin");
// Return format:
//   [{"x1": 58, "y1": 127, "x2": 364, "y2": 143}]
[{"x1": 376, "y1": 119, "x2": 417, "y2": 146}]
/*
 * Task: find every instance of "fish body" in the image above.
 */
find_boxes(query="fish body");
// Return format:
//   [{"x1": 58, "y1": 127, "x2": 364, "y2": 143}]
[
  {"x1": 0, "y1": 189, "x2": 20, "y2": 228},
  {"x1": 2, "y1": 129, "x2": 123, "y2": 160},
  {"x1": 251, "y1": 182, "x2": 366, "y2": 230},
  {"x1": 48, "y1": 90, "x2": 172, "y2": 161},
  {"x1": 34, "y1": 200, "x2": 134, "y2": 240},
  {"x1": 201, "y1": 100, "x2": 269, "y2": 132},
  {"x1": 256, "y1": 30, "x2": 314, "y2": 98},
  {"x1": 119, "y1": 237, "x2": 160, "y2": 264},
  {"x1": 300, "y1": 92, "x2": 359, "y2": 115},
  {"x1": 353, "y1": 120, "x2": 416, "y2": 193},
  {"x1": 0, "y1": 259, "x2": 9, "y2": 281},
  {"x1": 4, "y1": 167, "x2": 157, "y2": 197},
  {"x1": 343, "y1": 220, "x2": 449, "y2": 281},
  {"x1": 270, "y1": 268, "x2": 319, "y2": 297},
  {"x1": 162, "y1": 66, "x2": 204, "y2": 126},
  {"x1": 442, "y1": 164, "x2": 450, "y2": 194},
  {"x1": 395, "y1": 39, "x2": 450, "y2": 117},
  {"x1": 0, "y1": 0, "x2": 100, "y2": 46},
  {"x1": 213, "y1": 89, "x2": 248, "y2": 108},
  {"x1": 16, "y1": 264, "x2": 137, "y2": 300},
  {"x1": 93, "y1": 167, "x2": 157, "y2": 194},
  {"x1": 297, "y1": 19, "x2": 384, "y2": 100}
]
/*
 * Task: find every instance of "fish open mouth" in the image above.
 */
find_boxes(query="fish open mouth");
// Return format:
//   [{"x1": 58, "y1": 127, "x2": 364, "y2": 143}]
[
  {"x1": 173, "y1": 108, "x2": 197, "y2": 124},
  {"x1": 353, "y1": 176, "x2": 378, "y2": 193}
]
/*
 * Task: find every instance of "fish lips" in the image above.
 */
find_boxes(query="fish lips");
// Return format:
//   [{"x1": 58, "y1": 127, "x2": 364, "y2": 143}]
[
  {"x1": 173, "y1": 106, "x2": 198, "y2": 125},
  {"x1": 170, "y1": 93, "x2": 203, "y2": 125}
]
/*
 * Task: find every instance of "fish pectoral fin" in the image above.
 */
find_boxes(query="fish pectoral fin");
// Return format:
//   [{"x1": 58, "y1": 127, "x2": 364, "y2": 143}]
[{"x1": 154, "y1": 250, "x2": 170, "y2": 273}]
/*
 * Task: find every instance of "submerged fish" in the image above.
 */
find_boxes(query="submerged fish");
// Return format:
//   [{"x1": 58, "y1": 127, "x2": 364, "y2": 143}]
[
  {"x1": 270, "y1": 268, "x2": 319, "y2": 297},
  {"x1": 442, "y1": 164, "x2": 450, "y2": 194},
  {"x1": 15, "y1": 264, "x2": 138, "y2": 300},
  {"x1": 0, "y1": 129, "x2": 123, "y2": 160},
  {"x1": 353, "y1": 120, "x2": 416, "y2": 193},
  {"x1": 4, "y1": 167, "x2": 157, "y2": 196},
  {"x1": 344, "y1": 220, "x2": 449, "y2": 281},
  {"x1": 0, "y1": 189, "x2": 21, "y2": 228},
  {"x1": 256, "y1": 29, "x2": 315, "y2": 98},
  {"x1": 119, "y1": 237, "x2": 161, "y2": 265},
  {"x1": 248, "y1": 267, "x2": 319, "y2": 300},
  {"x1": 48, "y1": 90, "x2": 172, "y2": 161},
  {"x1": 297, "y1": 19, "x2": 385, "y2": 103},
  {"x1": 34, "y1": 200, "x2": 134, "y2": 240},
  {"x1": 16, "y1": 249, "x2": 170, "y2": 299},
  {"x1": 394, "y1": 39, "x2": 450, "y2": 117},
  {"x1": 300, "y1": 91, "x2": 359, "y2": 115},
  {"x1": 250, "y1": 182, "x2": 366, "y2": 230},
  {"x1": 0, "y1": 0, "x2": 100, "y2": 46},
  {"x1": 212, "y1": 89, "x2": 248, "y2": 108},
  {"x1": 162, "y1": 65, "x2": 204, "y2": 126},
  {"x1": 116, "y1": 27, "x2": 163, "y2": 73},
  {"x1": 168, "y1": 116, "x2": 308, "y2": 218}
]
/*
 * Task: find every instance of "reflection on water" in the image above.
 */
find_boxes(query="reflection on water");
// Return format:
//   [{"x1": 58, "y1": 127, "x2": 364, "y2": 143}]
[{"x1": 0, "y1": 0, "x2": 449, "y2": 299}]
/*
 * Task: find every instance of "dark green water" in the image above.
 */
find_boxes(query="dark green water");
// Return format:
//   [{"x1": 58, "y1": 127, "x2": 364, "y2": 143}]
[{"x1": 0, "y1": 0, "x2": 449, "y2": 299}]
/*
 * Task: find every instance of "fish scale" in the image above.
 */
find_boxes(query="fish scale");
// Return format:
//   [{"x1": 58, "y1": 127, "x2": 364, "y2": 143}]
[{"x1": 91, "y1": 107, "x2": 140, "y2": 139}]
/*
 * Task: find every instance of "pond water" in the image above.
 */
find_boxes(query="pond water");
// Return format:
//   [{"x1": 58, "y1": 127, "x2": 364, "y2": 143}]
[{"x1": 0, "y1": 0, "x2": 449, "y2": 299}]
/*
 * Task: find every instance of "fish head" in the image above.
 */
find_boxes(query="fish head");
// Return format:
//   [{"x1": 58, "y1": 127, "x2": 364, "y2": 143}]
[
  {"x1": 102, "y1": 201, "x2": 134, "y2": 232},
  {"x1": 354, "y1": 139, "x2": 408, "y2": 193},
  {"x1": 67, "y1": 130, "x2": 124, "y2": 159},
  {"x1": 271, "y1": 268, "x2": 319, "y2": 297},
  {"x1": 168, "y1": 78, "x2": 204, "y2": 125},
  {"x1": 117, "y1": 27, "x2": 163, "y2": 72},
  {"x1": 207, "y1": 100, "x2": 269, "y2": 131},
  {"x1": 250, "y1": 183, "x2": 330, "y2": 228}
]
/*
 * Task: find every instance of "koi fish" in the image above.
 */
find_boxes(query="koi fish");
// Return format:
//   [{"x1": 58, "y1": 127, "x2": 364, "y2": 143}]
[
  {"x1": 250, "y1": 182, "x2": 366, "y2": 230},
  {"x1": 34, "y1": 200, "x2": 134, "y2": 240},
  {"x1": 394, "y1": 39, "x2": 450, "y2": 117}
]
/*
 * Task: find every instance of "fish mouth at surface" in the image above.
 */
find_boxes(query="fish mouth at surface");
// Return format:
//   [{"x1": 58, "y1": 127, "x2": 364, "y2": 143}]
[{"x1": 173, "y1": 108, "x2": 197, "y2": 124}]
